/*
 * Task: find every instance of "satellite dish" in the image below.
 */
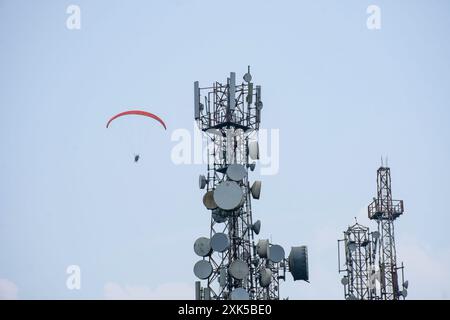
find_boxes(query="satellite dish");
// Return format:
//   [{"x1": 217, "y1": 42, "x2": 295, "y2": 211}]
[
  {"x1": 403, "y1": 280, "x2": 409, "y2": 289},
  {"x1": 194, "y1": 237, "x2": 212, "y2": 257},
  {"x1": 199, "y1": 175, "x2": 207, "y2": 189},
  {"x1": 248, "y1": 141, "x2": 259, "y2": 160},
  {"x1": 213, "y1": 181, "x2": 244, "y2": 210},
  {"x1": 212, "y1": 209, "x2": 228, "y2": 223},
  {"x1": 341, "y1": 276, "x2": 349, "y2": 285},
  {"x1": 268, "y1": 244, "x2": 285, "y2": 263},
  {"x1": 247, "y1": 163, "x2": 256, "y2": 171},
  {"x1": 256, "y1": 239, "x2": 269, "y2": 258},
  {"x1": 259, "y1": 268, "x2": 272, "y2": 287},
  {"x1": 372, "y1": 231, "x2": 380, "y2": 239},
  {"x1": 229, "y1": 260, "x2": 249, "y2": 280},
  {"x1": 226, "y1": 164, "x2": 247, "y2": 181},
  {"x1": 203, "y1": 191, "x2": 218, "y2": 210},
  {"x1": 252, "y1": 220, "x2": 261, "y2": 235},
  {"x1": 230, "y1": 287, "x2": 249, "y2": 300},
  {"x1": 211, "y1": 233, "x2": 230, "y2": 252},
  {"x1": 194, "y1": 260, "x2": 213, "y2": 280},
  {"x1": 288, "y1": 246, "x2": 309, "y2": 281},
  {"x1": 251, "y1": 181, "x2": 262, "y2": 199}
]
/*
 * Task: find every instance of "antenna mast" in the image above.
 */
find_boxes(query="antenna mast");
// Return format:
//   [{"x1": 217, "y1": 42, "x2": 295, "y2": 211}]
[{"x1": 193, "y1": 68, "x2": 309, "y2": 300}]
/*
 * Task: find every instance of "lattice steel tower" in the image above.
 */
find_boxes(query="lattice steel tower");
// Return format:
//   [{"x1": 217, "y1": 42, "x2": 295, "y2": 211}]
[
  {"x1": 338, "y1": 221, "x2": 379, "y2": 300},
  {"x1": 367, "y1": 162, "x2": 408, "y2": 300},
  {"x1": 192, "y1": 67, "x2": 309, "y2": 300}
]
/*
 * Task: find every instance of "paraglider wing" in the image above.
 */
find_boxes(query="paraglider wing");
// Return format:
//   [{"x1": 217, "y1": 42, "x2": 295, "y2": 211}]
[{"x1": 106, "y1": 110, "x2": 167, "y2": 130}]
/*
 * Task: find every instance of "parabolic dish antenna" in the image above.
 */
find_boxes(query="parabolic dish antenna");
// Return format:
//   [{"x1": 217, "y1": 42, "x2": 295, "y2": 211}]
[
  {"x1": 288, "y1": 246, "x2": 309, "y2": 281},
  {"x1": 229, "y1": 260, "x2": 249, "y2": 280},
  {"x1": 203, "y1": 191, "x2": 218, "y2": 210},
  {"x1": 252, "y1": 220, "x2": 261, "y2": 235},
  {"x1": 194, "y1": 260, "x2": 213, "y2": 280},
  {"x1": 259, "y1": 268, "x2": 272, "y2": 287},
  {"x1": 230, "y1": 287, "x2": 249, "y2": 300},
  {"x1": 256, "y1": 239, "x2": 269, "y2": 258},
  {"x1": 341, "y1": 276, "x2": 349, "y2": 285},
  {"x1": 226, "y1": 164, "x2": 247, "y2": 181},
  {"x1": 348, "y1": 241, "x2": 357, "y2": 252},
  {"x1": 268, "y1": 244, "x2": 285, "y2": 263},
  {"x1": 194, "y1": 237, "x2": 212, "y2": 257},
  {"x1": 213, "y1": 181, "x2": 244, "y2": 210},
  {"x1": 211, "y1": 233, "x2": 230, "y2": 252},
  {"x1": 251, "y1": 181, "x2": 262, "y2": 199}
]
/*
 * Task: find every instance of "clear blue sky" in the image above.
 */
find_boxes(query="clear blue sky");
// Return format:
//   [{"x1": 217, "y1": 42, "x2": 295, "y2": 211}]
[{"x1": 1, "y1": 0, "x2": 450, "y2": 299}]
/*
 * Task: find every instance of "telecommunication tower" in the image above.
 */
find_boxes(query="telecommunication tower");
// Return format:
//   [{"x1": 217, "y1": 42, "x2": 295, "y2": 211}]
[
  {"x1": 338, "y1": 221, "x2": 379, "y2": 300},
  {"x1": 338, "y1": 161, "x2": 408, "y2": 300},
  {"x1": 192, "y1": 67, "x2": 309, "y2": 300},
  {"x1": 368, "y1": 162, "x2": 408, "y2": 300}
]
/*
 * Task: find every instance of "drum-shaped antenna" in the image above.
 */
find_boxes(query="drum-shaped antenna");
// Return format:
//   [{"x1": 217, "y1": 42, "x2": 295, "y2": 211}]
[
  {"x1": 203, "y1": 191, "x2": 218, "y2": 210},
  {"x1": 199, "y1": 175, "x2": 207, "y2": 189},
  {"x1": 248, "y1": 141, "x2": 259, "y2": 160},
  {"x1": 229, "y1": 260, "x2": 249, "y2": 280},
  {"x1": 256, "y1": 239, "x2": 269, "y2": 258},
  {"x1": 213, "y1": 181, "x2": 244, "y2": 210},
  {"x1": 211, "y1": 233, "x2": 230, "y2": 252},
  {"x1": 259, "y1": 268, "x2": 272, "y2": 287},
  {"x1": 251, "y1": 181, "x2": 262, "y2": 199},
  {"x1": 268, "y1": 244, "x2": 285, "y2": 263},
  {"x1": 226, "y1": 164, "x2": 247, "y2": 181},
  {"x1": 194, "y1": 260, "x2": 213, "y2": 280},
  {"x1": 230, "y1": 287, "x2": 249, "y2": 300},
  {"x1": 194, "y1": 237, "x2": 212, "y2": 257},
  {"x1": 288, "y1": 246, "x2": 309, "y2": 281}
]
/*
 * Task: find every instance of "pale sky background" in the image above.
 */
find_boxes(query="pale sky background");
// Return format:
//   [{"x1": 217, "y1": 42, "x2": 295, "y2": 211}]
[{"x1": 1, "y1": 0, "x2": 450, "y2": 299}]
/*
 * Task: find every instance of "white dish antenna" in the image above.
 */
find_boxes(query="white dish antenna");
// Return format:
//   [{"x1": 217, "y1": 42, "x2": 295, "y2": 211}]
[
  {"x1": 259, "y1": 268, "x2": 272, "y2": 288},
  {"x1": 268, "y1": 244, "x2": 285, "y2": 263},
  {"x1": 211, "y1": 232, "x2": 230, "y2": 252},
  {"x1": 203, "y1": 190, "x2": 218, "y2": 210},
  {"x1": 226, "y1": 164, "x2": 247, "y2": 181},
  {"x1": 213, "y1": 181, "x2": 244, "y2": 210},
  {"x1": 194, "y1": 237, "x2": 212, "y2": 257},
  {"x1": 229, "y1": 260, "x2": 249, "y2": 280},
  {"x1": 251, "y1": 181, "x2": 262, "y2": 199},
  {"x1": 194, "y1": 260, "x2": 213, "y2": 280},
  {"x1": 256, "y1": 239, "x2": 269, "y2": 258}
]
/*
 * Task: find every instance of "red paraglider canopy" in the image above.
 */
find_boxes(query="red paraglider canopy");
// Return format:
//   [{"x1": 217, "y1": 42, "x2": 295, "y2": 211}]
[{"x1": 106, "y1": 110, "x2": 167, "y2": 130}]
